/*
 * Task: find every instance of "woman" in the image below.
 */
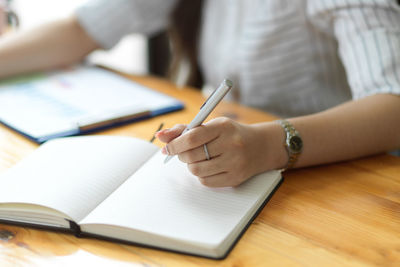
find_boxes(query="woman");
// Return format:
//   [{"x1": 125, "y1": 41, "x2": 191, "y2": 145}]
[{"x1": 0, "y1": 0, "x2": 399, "y2": 187}]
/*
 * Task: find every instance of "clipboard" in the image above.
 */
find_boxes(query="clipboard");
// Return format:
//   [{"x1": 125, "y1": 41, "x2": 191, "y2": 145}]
[{"x1": 0, "y1": 67, "x2": 184, "y2": 143}]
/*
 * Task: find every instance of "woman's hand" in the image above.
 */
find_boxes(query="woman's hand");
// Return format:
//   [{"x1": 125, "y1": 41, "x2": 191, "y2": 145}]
[{"x1": 156, "y1": 117, "x2": 281, "y2": 187}]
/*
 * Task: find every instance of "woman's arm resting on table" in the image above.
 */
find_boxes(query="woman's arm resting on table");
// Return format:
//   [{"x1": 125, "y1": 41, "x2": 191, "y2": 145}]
[
  {"x1": 157, "y1": 93, "x2": 400, "y2": 187},
  {"x1": 291, "y1": 93, "x2": 400, "y2": 167},
  {"x1": 0, "y1": 15, "x2": 99, "y2": 79}
]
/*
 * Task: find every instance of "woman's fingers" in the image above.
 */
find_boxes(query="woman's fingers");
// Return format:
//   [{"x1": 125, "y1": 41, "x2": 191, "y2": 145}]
[
  {"x1": 178, "y1": 138, "x2": 222, "y2": 163},
  {"x1": 186, "y1": 152, "x2": 249, "y2": 187},
  {"x1": 164, "y1": 123, "x2": 221, "y2": 155},
  {"x1": 186, "y1": 154, "x2": 226, "y2": 177},
  {"x1": 155, "y1": 124, "x2": 186, "y2": 143},
  {"x1": 198, "y1": 173, "x2": 244, "y2": 188}
]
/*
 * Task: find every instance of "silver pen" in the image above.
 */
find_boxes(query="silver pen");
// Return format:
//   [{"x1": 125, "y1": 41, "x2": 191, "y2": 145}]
[{"x1": 164, "y1": 79, "x2": 233, "y2": 163}]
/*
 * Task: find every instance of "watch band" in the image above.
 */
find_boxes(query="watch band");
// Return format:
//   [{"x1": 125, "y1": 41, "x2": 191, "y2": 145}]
[{"x1": 276, "y1": 119, "x2": 303, "y2": 171}]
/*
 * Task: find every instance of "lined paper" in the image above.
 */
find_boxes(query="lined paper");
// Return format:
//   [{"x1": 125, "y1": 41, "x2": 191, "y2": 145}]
[
  {"x1": 0, "y1": 136, "x2": 158, "y2": 222},
  {"x1": 80, "y1": 151, "x2": 281, "y2": 253}
]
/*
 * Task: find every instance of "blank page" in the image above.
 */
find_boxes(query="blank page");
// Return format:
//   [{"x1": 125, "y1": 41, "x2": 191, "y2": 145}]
[
  {"x1": 80, "y1": 151, "x2": 281, "y2": 254},
  {"x1": 0, "y1": 136, "x2": 158, "y2": 222}
]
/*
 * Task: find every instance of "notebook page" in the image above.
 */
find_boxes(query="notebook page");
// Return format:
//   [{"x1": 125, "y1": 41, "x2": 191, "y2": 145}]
[
  {"x1": 80, "y1": 151, "x2": 281, "y2": 249},
  {"x1": 0, "y1": 136, "x2": 158, "y2": 222}
]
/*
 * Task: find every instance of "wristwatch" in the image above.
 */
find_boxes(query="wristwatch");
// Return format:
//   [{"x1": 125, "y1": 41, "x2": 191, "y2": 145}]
[{"x1": 276, "y1": 119, "x2": 303, "y2": 171}]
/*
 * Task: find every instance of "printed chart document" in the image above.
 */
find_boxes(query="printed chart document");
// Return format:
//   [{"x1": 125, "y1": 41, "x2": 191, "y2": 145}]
[
  {"x1": 0, "y1": 67, "x2": 183, "y2": 143},
  {"x1": 0, "y1": 136, "x2": 283, "y2": 259}
]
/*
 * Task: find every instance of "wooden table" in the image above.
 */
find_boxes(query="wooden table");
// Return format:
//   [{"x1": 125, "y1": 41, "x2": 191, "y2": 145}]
[{"x1": 0, "y1": 74, "x2": 399, "y2": 267}]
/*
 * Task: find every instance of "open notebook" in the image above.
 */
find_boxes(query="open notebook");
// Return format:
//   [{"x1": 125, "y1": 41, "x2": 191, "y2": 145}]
[
  {"x1": 0, "y1": 136, "x2": 282, "y2": 259},
  {"x1": 0, "y1": 67, "x2": 183, "y2": 143}
]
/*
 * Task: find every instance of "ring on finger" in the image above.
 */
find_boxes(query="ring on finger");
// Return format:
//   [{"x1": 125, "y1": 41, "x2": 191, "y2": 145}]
[{"x1": 203, "y1": 144, "x2": 211, "y2": 160}]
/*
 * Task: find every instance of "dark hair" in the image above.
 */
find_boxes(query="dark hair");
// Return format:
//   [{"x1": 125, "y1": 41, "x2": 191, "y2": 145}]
[{"x1": 168, "y1": 0, "x2": 204, "y2": 88}]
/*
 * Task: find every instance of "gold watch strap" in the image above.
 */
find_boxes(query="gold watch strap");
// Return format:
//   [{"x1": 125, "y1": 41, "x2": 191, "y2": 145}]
[{"x1": 276, "y1": 119, "x2": 302, "y2": 171}]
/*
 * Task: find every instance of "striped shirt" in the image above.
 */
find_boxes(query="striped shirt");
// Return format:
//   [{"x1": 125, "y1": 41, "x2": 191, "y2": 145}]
[{"x1": 76, "y1": 0, "x2": 400, "y2": 118}]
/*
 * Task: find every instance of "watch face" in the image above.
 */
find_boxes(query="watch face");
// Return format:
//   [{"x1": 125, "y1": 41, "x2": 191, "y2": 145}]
[{"x1": 289, "y1": 136, "x2": 303, "y2": 153}]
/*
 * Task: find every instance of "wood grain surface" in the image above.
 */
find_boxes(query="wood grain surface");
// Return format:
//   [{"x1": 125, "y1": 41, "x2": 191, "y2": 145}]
[{"x1": 0, "y1": 73, "x2": 399, "y2": 267}]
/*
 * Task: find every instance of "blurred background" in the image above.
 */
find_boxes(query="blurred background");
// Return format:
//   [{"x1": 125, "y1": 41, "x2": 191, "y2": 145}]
[{"x1": 10, "y1": 0, "x2": 149, "y2": 75}]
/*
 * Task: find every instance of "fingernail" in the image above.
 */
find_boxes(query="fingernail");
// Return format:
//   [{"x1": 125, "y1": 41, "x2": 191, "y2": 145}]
[
  {"x1": 162, "y1": 145, "x2": 170, "y2": 155},
  {"x1": 155, "y1": 130, "x2": 163, "y2": 137},
  {"x1": 156, "y1": 129, "x2": 170, "y2": 138}
]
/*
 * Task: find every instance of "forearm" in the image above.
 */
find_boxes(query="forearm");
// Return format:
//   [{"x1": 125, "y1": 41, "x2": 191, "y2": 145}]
[
  {"x1": 0, "y1": 15, "x2": 99, "y2": 79},
  {"x1": 256, "y1": 94, "x2": 400, "y2": 170}
]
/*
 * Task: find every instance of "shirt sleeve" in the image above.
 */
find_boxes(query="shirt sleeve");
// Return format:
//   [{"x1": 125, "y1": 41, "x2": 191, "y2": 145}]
[
  {"x1": 308, "y1": 0, "x2": 400, "y2": 99},
  {"x1": 75, "y1": 0, "x2": 177, "y2": 49}
]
